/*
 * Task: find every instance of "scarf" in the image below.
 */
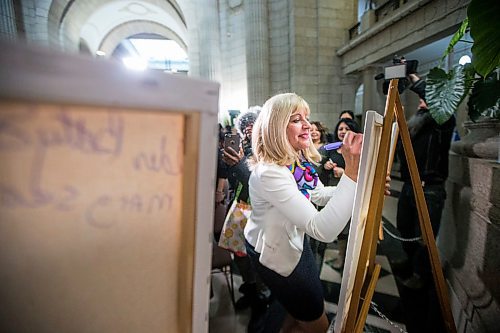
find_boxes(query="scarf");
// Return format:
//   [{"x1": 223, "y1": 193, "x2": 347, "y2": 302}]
[{"x1": 287, "y1": 160, "x2": 319, "y2": 199}]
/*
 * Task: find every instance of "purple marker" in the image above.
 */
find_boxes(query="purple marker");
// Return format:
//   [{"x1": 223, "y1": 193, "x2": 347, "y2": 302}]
[{"x1": 323, "y1": 142, "x2": 343, "y2": 150}]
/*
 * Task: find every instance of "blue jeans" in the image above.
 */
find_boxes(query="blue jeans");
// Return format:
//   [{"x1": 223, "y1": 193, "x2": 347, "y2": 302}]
[{"x1": 396, "y1": 182, "x2": 446, "y2": 278}]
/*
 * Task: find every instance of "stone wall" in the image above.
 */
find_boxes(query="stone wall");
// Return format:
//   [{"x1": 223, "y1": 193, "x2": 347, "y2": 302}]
[
  {"x1": 440, "y1": 155, "x2": 500, "y2": 332},
  {"x1": 266, "y1": 0, "x2": 356, "y2": 130}
]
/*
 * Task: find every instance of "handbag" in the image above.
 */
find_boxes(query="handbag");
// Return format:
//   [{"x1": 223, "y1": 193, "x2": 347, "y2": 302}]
[{"x1": 218, "y1": 183, "x2": 251, "y2": 257}]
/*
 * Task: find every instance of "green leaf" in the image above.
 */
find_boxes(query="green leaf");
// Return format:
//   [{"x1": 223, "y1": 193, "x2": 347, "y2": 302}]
[
  {"x1": 426, "y1": 66, "x2": 468, "y2": 124},
  {"x1": 467, "y1": 73, "x2": 500, "y2": 121},
  {"x1": 442, "y1": 18, "x2": 468, "y2": 60},
  {"x1": 468, "y1": 0, "x2": 500, "y2": 77}
]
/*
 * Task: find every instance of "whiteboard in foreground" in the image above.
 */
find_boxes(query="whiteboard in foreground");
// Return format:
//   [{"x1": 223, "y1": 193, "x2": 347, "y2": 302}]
[
  {"x1": 333, "y1": 111, "x2": 384, "y2": 332},
  {"x1": 0, "y1": 41, "x2": 219, "y2": 333},
  {"x1": 0, "y1": 103, "x2": 184, "y2": 332}
]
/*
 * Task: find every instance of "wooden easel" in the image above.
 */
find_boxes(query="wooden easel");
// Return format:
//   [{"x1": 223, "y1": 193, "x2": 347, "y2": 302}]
[{"x1": 341, "y1": 79, "x2": 457, "y2": 333}]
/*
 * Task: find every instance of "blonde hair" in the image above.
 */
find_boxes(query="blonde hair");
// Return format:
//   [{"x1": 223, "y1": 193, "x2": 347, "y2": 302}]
[{"x1": 251, "y1": 93, "x2": 321, "y2": 166}]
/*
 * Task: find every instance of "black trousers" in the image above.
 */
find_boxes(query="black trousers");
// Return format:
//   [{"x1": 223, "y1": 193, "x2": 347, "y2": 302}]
[
  {"x1": 396, "y1": 182, "x2": 448, "y2": 332},
  {"x1": 396, "y1": 182, "x2": 446, "y2": 278}
]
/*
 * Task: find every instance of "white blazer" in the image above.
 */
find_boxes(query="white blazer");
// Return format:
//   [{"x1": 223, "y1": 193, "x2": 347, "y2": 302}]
[{"x1": 244, "y1": 162, "x2": 356, "y2": 276}]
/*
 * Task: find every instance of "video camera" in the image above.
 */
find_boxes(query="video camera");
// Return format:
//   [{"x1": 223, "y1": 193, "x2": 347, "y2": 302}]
[{"x1": 374, "y1": 55, "x2": 418, "y2": 95}]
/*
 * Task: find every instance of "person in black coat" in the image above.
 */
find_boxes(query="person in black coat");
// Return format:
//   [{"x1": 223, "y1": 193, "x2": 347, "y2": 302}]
[
  {"x1": 395, "y1": 73, "x2": 455, "y2": 332},
  {"x1": 221, "y1": 107, "x2": 270, "y2": 317}
]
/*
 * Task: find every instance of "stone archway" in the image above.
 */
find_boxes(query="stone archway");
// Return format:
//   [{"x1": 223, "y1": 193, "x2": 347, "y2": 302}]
[
  {"x1": 47, "y1": 0, "x2": 188, "y2": 54},
  {"x1": 97, "y1": 20, "x2": 186, "y2": 57}
]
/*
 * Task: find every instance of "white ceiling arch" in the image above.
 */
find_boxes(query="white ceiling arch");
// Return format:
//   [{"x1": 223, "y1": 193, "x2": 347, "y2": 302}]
[
  {"x1": 48, "y1": 0, "x2": 188, "y2": 54},
  {"x1": 98, "y1": 20, "x2": 187, "y2": 56},
  {"x1": 79, "y1": 1, "x2": 187, "y2": 55}
]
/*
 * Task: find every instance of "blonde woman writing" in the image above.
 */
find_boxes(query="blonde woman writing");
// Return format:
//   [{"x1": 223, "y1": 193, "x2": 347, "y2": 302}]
[{"x1": 245, "y1": 93, "x2": 374, "y2": 332}]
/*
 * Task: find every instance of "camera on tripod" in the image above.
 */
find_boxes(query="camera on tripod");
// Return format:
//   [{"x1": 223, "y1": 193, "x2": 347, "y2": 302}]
[{"x1": 374, "y1": 55, "x2": 419, "y2": 94}]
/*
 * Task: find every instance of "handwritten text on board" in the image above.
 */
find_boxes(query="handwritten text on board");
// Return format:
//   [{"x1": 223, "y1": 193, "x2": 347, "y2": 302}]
[{"x1": 0, "y1": 102, "x2": 184, "y2": 228}]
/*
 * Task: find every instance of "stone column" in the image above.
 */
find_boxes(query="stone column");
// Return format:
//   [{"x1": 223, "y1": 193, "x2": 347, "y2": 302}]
[
  {"x1": 244, "y1": 0, "x2": 269, "y2": 106},
  {"x1": 0, "y1": 0, "x2": 17, "y2": 40},
  {"x1": 22, "y1": 0, "x2": 50, "y2": 47},
  {"x1": 362, "y1": 66, "x2": 381, "y2": 114},
  {"x1": 196, "y1": 0, "x2": 222, "y2": 82}
]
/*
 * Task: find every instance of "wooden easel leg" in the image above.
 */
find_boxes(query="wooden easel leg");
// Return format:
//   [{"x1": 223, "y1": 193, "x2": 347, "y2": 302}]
[
  {"x1": 354, "y1": 264, "x2": 381, "y2": 333},
  {"x1": 394, "y1": 89, "x2": 457, "y2": 333}
]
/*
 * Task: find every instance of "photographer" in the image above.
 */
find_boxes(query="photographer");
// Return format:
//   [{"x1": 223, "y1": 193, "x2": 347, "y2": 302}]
[
  {"x1": 220, "y1": 107, "x2": 271, "y2": 329},
  {"x1": 222, "y1": 107, "x2": 261, "y2": 205},
  {"x1": 395, "y1": 69, "x2": 456, "y2": 332}
]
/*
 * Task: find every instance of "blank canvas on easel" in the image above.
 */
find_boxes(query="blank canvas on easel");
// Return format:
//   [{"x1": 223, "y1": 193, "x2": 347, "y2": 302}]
[
  {"x1": 334, "y1": 111, "x2": 384, "y2": 332},
  {"x1": 333, "y1": 79, "x2": 457, "y2": 333}
]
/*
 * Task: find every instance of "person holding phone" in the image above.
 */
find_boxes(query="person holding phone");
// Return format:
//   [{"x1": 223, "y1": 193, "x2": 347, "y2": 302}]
[
  {"x1": 220, "y1": 106, "x2": 270, "y2": 324},
  {"x1": 222, "y1": 106, "x2": 261, "y2": 206}
]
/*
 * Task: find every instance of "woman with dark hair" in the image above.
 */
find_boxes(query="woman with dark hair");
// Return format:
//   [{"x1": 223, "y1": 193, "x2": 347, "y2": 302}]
[
  {"x1": 319, "y1": 118, "x2": 361, "y2": 186},
  {"x1": 339, "y1": 110, "x2": 355, "y2": 120}
]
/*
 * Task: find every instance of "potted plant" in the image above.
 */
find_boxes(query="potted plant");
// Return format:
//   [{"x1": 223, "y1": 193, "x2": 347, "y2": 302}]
[{"x1": 425, "y1": 0, "x2": 500, "y2": 159}]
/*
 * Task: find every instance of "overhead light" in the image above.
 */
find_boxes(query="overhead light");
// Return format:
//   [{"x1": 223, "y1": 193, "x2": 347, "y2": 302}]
[
  {"x1": 459, "y1": 55, "x2": 471, "y2": 65},
  {"x1": 95, "y1": 50, "x2": 106, "y2": 56},
  {"x1": 122, "y1": 57, "x2": 147, "y2": 71}
]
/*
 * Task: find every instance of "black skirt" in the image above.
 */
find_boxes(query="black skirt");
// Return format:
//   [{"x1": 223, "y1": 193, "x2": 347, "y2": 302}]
[{"x1": 245, "y1": 237, "x2": 325, "y2": 321}]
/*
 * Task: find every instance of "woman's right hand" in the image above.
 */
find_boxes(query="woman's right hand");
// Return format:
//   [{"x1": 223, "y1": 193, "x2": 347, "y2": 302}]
[{"x1": 342, "y1": 131, "x2": 363, "y2": 182}]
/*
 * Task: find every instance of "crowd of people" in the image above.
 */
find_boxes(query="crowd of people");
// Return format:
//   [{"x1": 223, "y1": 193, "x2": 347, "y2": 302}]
[{"x1": 212, "y1": 66, "x2": 452, "y2": 332}]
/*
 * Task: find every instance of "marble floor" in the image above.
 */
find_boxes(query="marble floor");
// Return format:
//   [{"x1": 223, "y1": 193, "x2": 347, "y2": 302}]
[{"x1": 209, "y1": 178, "x2": 409, "y2": 333}]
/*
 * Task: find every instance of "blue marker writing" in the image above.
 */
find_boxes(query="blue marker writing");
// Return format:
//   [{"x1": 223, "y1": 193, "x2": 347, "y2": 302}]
[{"x1": 323, "y1": 142, "x2": 343, "y2": 150}]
